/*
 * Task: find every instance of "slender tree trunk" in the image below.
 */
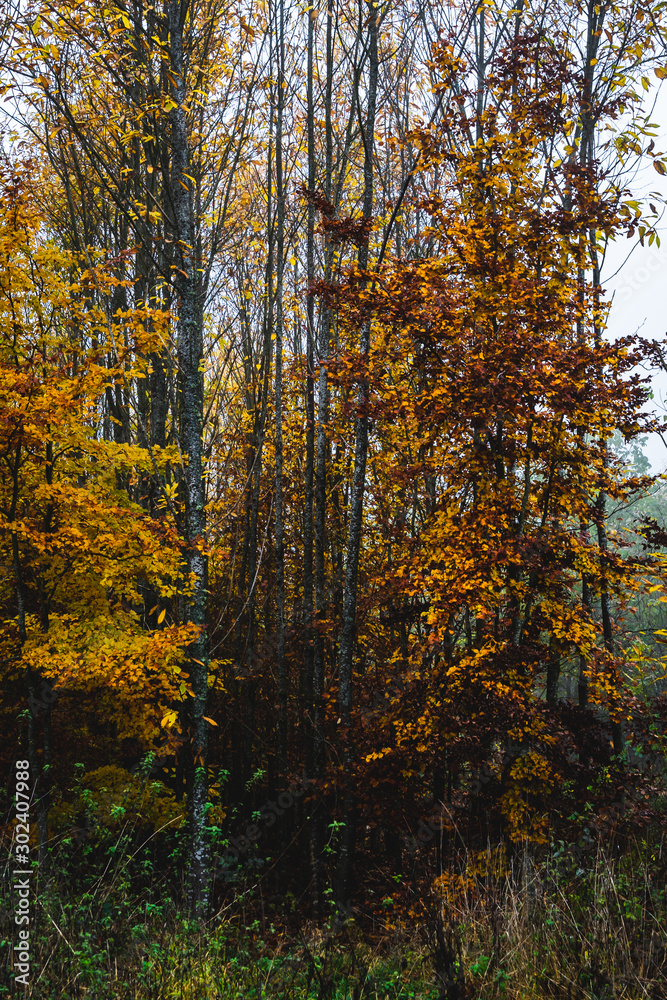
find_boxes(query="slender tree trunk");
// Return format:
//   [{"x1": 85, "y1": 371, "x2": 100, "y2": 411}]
[
  {"x1": 578, "y1": 570, "x2": 591, "y2": 708},
  {"x1": 275, "y1": 0, "x2": 288, "y2": 775},
  {"x1": 335, "y1": 0, "x2": 378, "y2": 912},
  {"x1": 310, "y1": 0, "x2": 336, "y2": 919},
  {"x1": 168, "y1": 0, "x2": 210, "y2": 915},
  {"x1": 546, "y1": 652, "x2": 560, "y2": 705},
  {"x1": 303, "y1": 0, "x2": 323, "y2": 918},
  {"x1": 303, "y1": 0, "x2": 316, "y2": 777},
  {"x1": 595, "y1": 451, "x2": 624, "y2": 753},
  {"x1": 574, "y1": 1, "x2": 605, "y2": 729},
  {"x1": 589, "y1": 213, "x2": 624, "y2": 754},
  {"x1": 34, "y1": 437, "x2": 56, "y2": 864}
]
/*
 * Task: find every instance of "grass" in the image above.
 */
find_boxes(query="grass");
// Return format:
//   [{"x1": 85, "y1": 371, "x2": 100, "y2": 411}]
[{"x1": 2, "y1": 829, "x2": 666, "y2": 998}]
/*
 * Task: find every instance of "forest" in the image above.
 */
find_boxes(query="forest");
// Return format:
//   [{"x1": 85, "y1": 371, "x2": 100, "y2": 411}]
[{"x1": 1, "y1": 0, "x2": 667, "y2": 996}]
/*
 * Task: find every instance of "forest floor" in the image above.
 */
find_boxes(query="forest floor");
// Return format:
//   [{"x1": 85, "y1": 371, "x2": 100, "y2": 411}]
[{"x1": 2, "y1": 831, "x2": 666, "y2": 999}]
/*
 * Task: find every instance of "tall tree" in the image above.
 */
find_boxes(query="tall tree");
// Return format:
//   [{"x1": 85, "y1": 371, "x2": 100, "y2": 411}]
[{"x1": 335, "y1": 0, "x2": 379, "y2": 910}]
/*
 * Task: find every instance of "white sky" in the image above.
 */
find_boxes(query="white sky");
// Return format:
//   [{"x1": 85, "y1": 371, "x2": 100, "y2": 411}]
[{"x1": 602, "y1": 83, "x2": 667, "y2": 473}]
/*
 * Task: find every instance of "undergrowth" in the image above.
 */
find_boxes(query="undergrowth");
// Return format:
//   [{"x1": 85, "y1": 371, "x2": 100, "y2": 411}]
[{"x1": 1, "y1": 827, "x2": 666, "y2": 998}]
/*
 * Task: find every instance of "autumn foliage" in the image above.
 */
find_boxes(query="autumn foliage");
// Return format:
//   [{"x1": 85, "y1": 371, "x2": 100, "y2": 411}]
[{"x1": 1, "y1": 0, "x2": 666, "y2": 965}]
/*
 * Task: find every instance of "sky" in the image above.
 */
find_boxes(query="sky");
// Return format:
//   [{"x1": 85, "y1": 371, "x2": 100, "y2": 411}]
[{"x1": 603, "y1": 83, "x2": 667, "y2": 473}]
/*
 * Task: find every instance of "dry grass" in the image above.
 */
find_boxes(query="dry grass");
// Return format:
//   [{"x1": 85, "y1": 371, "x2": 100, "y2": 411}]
[{"x1": 427, "y1": 837, "x2": 667, "y2": 999}]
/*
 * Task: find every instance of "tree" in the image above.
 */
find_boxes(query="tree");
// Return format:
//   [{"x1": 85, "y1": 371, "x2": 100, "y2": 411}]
[
  {"x1": 0, "y1": 155, "x2": 198, "y2": 860},
  {"x1": 8, "y1": 0, "x2": 269, "y2": 911},
  {"x1": 319, "y1": 10, "x2": 661, "y2": 848}
]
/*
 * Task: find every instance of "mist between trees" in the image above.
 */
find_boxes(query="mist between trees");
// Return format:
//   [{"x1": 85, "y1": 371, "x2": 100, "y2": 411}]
[{"x1": 1, "y1": 1, "x2": 667, "y2": 994}]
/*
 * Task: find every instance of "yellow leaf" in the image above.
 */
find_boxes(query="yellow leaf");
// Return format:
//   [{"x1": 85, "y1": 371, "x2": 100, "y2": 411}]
[
  {"x1": 203, "y1": 716, "x2": 218, "y2": 726},
  {"x1": 158, "y1": 609, "x2": 166, "y2": 624}
]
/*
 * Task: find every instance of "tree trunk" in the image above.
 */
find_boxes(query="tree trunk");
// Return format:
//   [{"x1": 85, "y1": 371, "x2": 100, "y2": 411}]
[
  {"x1": 168, "y1": 0, "x2": 210, "y2": 916},
  {"x1": 303, "y1": 0, "x2": 316, "y2": 788},
  {"x1": 335, "y1": 0, "x2": 378, "y2": 913},
  {"x1": 274, "y1": 0, "x2": 288, "y2": 775},
  {"x1": 310, "y1": 0, "x2": 336, "y2": 919}
]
